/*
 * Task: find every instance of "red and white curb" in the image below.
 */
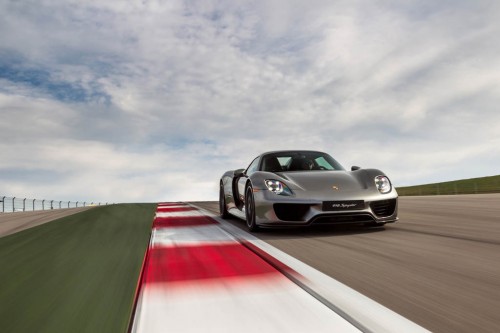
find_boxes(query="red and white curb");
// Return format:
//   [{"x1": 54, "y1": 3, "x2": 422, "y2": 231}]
[{"x1": 130, "y1": 203, "x2": 430, "y2": 333}]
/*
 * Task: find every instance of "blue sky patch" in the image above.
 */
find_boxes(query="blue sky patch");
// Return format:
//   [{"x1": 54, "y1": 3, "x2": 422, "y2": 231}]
[{"x1": 0, "y1": 62, "x2": 110, "y2": 104}]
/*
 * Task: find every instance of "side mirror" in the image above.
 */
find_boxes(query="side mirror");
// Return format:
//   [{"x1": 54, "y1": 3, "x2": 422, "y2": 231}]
[
  {"x1": 351, "y1": 166, "x2": 361, "y2": 171},
  {"x1": 234, "y1": 168, "x2": 246, "y2": 177}
]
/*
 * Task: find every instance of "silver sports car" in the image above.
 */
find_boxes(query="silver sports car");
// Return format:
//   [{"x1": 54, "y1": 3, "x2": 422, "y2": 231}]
[{"x1": 219, "y1": 150, "x2": 398, "y2": 231}]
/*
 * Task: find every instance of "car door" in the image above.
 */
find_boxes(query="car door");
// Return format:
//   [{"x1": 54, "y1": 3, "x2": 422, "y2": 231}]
[{"x1": 237, "y1": 156, "x2": 260, "y2": 203}]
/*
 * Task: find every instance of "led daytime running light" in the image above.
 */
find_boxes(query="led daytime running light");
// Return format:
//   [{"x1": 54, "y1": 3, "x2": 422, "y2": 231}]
[{"x1": 265, "y1": 179, "x2": 292, "y2": 196}]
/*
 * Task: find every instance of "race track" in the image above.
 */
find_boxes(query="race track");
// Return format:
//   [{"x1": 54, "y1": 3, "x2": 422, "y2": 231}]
[{"x1": 192, "y1": 194, "x2": 500, "y2": 333}]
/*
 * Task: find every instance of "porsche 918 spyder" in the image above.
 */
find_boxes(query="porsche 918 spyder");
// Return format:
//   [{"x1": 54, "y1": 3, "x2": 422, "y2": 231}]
[{"x1": 219, "y1": 150, "x2": 398, "y2": 231}]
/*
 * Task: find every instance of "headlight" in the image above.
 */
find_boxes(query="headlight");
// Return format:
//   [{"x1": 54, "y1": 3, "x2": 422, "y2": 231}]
[
  {"x1": 375, "y1": 176, "x2": 391, "y2": 194},
  {"x1": 265, "y1": 180, "x2": 293, "y2": 196}
]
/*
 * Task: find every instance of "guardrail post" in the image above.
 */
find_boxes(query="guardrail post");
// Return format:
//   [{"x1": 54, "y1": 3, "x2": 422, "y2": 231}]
[
  {"x1": 23, "y1": 198, "x2": 26, "y2": 211},
  {"x1": 13, "y1": 197, "x2": 16, "y2": 212},
  {"x1": 50, "y1": 200, "x2": 54, "y2": 210},
  {"x1": 42, "y1": 199, "x2": 45, "y2": 210},
  {"x1": 2, "y1": 196, "x2": 5, "y2": 212},
  {"x1": 33, "y1": 199, "x2": 35, "y2": 211},
  {"x1": 67, "y1": 201, "x2": 70, "y2": 208},
  {"x1": 59, "y1": 201, "x2": 62, "y2": 209},
  {"x1": 84, "y1": 202, "x2": 86, "y2": 207},
  {"x1": 76, "y1": 201, "x2": 79, "y2": 208}
]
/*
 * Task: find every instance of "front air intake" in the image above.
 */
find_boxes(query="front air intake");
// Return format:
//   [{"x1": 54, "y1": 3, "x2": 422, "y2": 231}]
[
  {"x1": 370, "y1": 199, "x2": 397, "y2": 217},
  {"x1": 273, "y1": 204, "x2": 311, "y2": 221}
]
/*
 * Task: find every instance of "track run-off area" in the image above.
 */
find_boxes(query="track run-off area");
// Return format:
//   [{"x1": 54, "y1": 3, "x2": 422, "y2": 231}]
[{"x1": 1, "y1": 194, "x2": 499, "y2": 332}]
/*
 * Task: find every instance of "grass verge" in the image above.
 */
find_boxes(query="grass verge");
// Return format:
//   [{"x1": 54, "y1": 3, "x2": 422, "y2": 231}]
[
  {"x1": 396, "y1": 174, "x2": 500, "y2": 196},
  {"x1": 0, "y1": 203, "x2": 156, "y2": 333}
]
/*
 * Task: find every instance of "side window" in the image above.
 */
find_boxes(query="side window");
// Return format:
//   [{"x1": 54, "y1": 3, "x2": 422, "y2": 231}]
[
  {"x1": 315, "y1": 157, "x2": 334, "y2": 170},
  {"x1": 246, "y1": 157, "x2": 260, "y2": 175}
]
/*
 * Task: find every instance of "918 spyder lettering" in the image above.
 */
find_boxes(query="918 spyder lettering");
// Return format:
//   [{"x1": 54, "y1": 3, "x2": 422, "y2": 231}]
[{"x1": 332, "y1": 203, "x2": 357, "y2": 208}]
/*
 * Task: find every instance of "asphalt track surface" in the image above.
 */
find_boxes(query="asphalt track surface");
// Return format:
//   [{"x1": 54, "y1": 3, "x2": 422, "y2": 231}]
[
  {"x1": 192, "y1": 194, "x2": 500, "y2": 333},
  {"x1": 0, "y1": 207, "x2": 93, "y2": 238}
]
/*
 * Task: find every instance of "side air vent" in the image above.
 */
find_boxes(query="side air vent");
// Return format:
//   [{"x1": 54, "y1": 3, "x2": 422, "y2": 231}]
[{"x1": 370, "y1": 199, "x2": 397, "y2": 217}]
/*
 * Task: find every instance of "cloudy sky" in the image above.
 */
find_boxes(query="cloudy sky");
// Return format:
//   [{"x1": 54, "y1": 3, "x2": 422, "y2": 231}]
[{"x1": 1, "y1": 0, "x2": 499, "y2": 203}]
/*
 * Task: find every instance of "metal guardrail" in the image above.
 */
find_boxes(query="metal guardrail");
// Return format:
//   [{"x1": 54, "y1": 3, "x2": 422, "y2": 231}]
[{"x1": 1, "y1": 196, "x2": 109, "y2": 213}]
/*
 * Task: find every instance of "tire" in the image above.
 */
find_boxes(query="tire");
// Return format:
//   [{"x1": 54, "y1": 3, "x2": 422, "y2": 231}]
[
  {"x1": 219, "y1": 183, "x2": 229, "y2": 218},
  {"x1": 245, "y1": 186, "x2": 259, "y2": 232}
]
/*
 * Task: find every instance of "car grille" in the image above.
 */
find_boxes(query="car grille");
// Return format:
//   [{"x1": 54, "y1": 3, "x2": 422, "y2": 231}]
[
  {"x1": 370, "y1": 199, "x2": 397, "y2": 217},
  {"x1": 273, "y1": 204, "x2": 311, "y2": 221}
]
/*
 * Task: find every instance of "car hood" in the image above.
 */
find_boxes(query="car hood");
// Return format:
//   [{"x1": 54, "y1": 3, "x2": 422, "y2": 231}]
[{"x1": 277, "y1": 171, "x2": 369, "y2": 192}]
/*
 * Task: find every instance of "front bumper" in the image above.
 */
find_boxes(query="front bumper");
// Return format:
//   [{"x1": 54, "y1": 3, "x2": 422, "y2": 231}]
[{"x1": 253, "y1": 189, "x2": 398, "y2": 227}]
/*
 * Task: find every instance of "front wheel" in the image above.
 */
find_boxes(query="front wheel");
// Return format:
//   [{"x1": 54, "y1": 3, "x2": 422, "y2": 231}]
[
  {"x1": 219, "y1": 183, "x2": 229, "y2": 218},
  {"x1": 245, "y1": 186, "x2": 259, "y2": 232}
]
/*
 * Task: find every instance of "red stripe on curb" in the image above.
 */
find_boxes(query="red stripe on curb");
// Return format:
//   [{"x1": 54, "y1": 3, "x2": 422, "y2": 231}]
[
  {"x1": 153, "y1": 215, "x2": 218, "y2": 228},
  {"x1": 145, "y1": 243, "x2": 279, "y2": 283}
]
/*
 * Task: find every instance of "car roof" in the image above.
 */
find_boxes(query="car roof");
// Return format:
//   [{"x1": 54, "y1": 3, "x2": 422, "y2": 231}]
[{"x1": 259, "y1": 150, "x2": 327, "y2": 157}]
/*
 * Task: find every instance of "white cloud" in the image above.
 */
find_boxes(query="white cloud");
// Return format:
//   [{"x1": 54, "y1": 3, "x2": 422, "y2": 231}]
[{"x1": 1, "y1": 0, "x2": 500, "y2": 202}]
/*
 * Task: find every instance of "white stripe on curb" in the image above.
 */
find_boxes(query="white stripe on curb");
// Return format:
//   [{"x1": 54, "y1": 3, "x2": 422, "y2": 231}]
[
  {"x1": 155, "y1": 210, "x2": 207, "y2": 218},
  {"x1": 151, "y1": 224, "x2": 240, "y2": 247},
  {"x1": 136, "y1": 279, "x2": 363, "y2": 333}
]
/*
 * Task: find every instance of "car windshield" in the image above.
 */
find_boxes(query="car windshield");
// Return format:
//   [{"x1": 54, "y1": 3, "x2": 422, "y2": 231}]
[{"x1": 261, "y1": 151, "x2": 345, "y2": 172}]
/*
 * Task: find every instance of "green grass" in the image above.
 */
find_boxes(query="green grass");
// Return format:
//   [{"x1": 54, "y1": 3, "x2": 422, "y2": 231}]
[
  {"x1": 0, "y1": 203, "x2": 157, "y2": 333},
  {"x1": 396, "y1": 174, "x2": 500, "y2": 196}
]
